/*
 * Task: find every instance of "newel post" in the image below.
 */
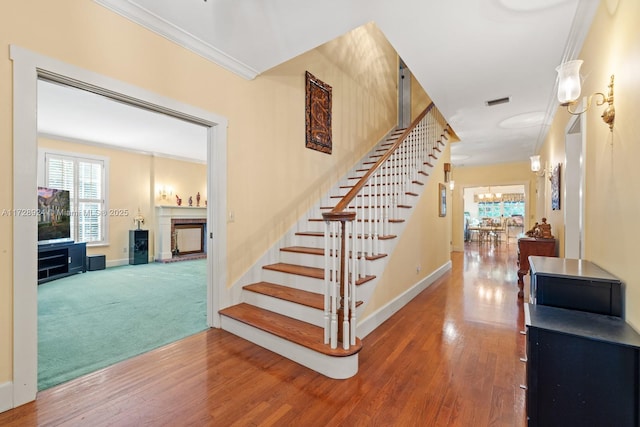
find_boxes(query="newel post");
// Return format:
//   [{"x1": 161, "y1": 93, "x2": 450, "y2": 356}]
[{"x1": 322, "y1": 210, "x2": 356, "y2": 349}]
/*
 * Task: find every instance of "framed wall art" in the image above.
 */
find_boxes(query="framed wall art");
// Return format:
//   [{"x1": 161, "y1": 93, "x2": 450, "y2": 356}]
[
  {"x1": 550, "y1": 163, "x2": 561, "y2": 210},
  {"x1": 439, "y1": 183, "x2": 447, "y2": 217},
  {"x1": 305, "y1": 71, "x2": 332, "y2": 154}
]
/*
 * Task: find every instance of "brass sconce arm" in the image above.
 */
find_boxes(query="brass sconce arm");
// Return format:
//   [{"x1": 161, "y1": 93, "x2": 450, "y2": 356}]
[{"x1": 562, "y1": 75, "x2": 615, "y2": 131}]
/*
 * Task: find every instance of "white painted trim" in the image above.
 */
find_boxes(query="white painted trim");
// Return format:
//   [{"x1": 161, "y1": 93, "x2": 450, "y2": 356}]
[
  {"x1": 93, "y1": 0, "x2": 259, "y2": 80},
  {"x1": 0, "y1": 382, "x2": 13, "y2": 414},
  {"x1": 39, "y1": 132, "x2": 207, "y2": 165},
  {"x1": 10, "y1": 44, "x2": 228, "y2": 408},
  {"x1": 357, "y1": 260, "x2": 452, "y2": 339}
]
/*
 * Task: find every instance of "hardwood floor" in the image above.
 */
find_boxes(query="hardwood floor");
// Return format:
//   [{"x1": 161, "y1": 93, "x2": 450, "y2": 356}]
[{"x1": 0, "y1": 242, "x2": 526, "y2": 426}]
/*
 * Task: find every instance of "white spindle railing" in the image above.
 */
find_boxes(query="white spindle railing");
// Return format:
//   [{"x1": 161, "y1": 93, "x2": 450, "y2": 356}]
[{"x1": 322, "y1": 103, "x2": 448, "y2": 350}]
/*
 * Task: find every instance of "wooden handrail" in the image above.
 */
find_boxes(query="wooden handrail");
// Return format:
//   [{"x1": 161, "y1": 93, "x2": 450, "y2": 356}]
[{"x1": 325, "y1": 102, "x2": 435, "y2": 217}]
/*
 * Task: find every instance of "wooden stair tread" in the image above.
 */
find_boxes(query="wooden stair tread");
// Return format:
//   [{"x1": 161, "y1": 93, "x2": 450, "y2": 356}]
[
  {"x1": 244, "y1": 281, "x2": 324, "y2": 310},
  {"x1": 262, "y1": 262, "x2": 377, "y2": 285},
  {"x1": 280, "y1": 246, "x2": 324, "y2": 256},
  {"x1": 244, "y1": 281, "x2": 365, "y2": 310},
  {"x1": 220, "y1": 303, "x2": 362, "y2": 357},
  {"x1": 295, "y1": 231, "x2": 397, "y2": 240},
  {"x1": 309, "y1": 218, "x2": 405, "y2": 223},
  {"x1": 263, "y1": 262, "x2": 323, "y2": 279},
  {"x1": 280, "y1": 246, "x2": 388, "y2": 261}
]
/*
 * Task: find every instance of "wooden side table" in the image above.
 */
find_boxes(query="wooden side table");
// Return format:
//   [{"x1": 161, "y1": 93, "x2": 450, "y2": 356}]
[{"x1": 517, "y1": 237, "x2": 556, "y2": 298}]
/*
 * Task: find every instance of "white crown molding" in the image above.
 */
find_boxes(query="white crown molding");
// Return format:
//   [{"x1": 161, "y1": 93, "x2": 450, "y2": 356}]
[
  {"x1": 534, "y1": 0, "x2": 600, "y2": 155},
  {"x1": 93, "y1": 0, "x2": 259, "y2": 80}
]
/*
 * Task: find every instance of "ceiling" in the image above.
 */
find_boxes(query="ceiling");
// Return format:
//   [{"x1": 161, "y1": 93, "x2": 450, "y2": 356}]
[{"x1": 38, "y1": 0, "x2": 600, "y2": 166}]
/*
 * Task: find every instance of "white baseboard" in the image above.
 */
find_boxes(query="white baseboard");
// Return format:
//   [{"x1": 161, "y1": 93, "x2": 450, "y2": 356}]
[
  {"x1": 0, "y1": 381, "x2": 13, "y2": 413},
  {"x1": 357, "y1": 260, "x2": 452, "y2": 339},
  {"x1": 106, "y1": 258, "x2": 129, "y2": 268}
]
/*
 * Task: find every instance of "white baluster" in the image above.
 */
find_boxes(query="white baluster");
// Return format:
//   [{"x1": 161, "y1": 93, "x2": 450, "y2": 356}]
[
  {"x1": 323, "y1": 220, "x2": 330, "y2": 345},
  {"x1": 330, "y1": 221, "x2": 338, "y2": 349},
  {"x1": 367, "y1": 175, "x2": 373, "y2": 256},
  {"x1": 359, "y1": 189, "x2": 366, "y2": 277},
  {"x1": 343, "y1": 221, "x2": 350, "y2": 350}
]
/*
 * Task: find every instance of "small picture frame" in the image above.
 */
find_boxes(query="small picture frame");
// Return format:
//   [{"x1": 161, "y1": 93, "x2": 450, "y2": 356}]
[
  {"x1": 439, "y1": 183, "x2": 447, "y2": 217},
  {"x1": 550, "y1": 163, "x2": 561, "y2": 210}
]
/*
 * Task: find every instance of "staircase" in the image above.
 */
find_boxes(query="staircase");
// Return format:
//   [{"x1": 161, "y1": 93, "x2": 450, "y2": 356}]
[{"x1": 220, "y1": 104, "x2": 448, "y2": 379}]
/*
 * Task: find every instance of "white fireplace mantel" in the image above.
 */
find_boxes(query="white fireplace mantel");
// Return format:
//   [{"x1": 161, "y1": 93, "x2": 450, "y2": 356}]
[{"x1": 155, "y1": 205, "x2": 207, "y2": 261}]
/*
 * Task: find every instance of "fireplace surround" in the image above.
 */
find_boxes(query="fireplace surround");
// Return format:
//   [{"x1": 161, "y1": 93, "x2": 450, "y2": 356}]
[{"x1": 155, "y1": 206, "x2": 207, "y2": 262}]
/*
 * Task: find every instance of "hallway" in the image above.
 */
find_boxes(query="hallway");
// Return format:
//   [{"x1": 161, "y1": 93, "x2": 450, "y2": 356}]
[{"x1": 0, "y1": 243, "x2": 526, "y2": 426}]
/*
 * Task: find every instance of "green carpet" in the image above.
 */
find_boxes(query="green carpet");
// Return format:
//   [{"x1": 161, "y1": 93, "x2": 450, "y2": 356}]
[{"x1": 38, "y1": 259, "x2": 208, "y2": 391}]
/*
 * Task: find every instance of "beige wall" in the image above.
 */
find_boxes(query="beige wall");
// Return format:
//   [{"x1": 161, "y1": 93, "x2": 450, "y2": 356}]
[
  {"x1": 38, "y1": 138, "x2": 206, "y2": 263},
  {"x1": 450, "y1": 162, "x2": 535, "y2": 252},
  {"x1": 1, "y1": 1, "x2": 444, "y2": 386},
  {"x1": 538, "y1": 0, "x2": 640, "y2": 329}
]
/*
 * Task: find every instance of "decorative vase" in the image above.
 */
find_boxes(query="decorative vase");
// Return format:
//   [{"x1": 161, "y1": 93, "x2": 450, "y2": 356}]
[{"x1": 188, "y1": 196, "x2": 193, "y2": 207}]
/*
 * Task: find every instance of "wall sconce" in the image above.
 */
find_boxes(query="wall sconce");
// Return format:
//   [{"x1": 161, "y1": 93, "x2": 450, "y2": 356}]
[
  {"x1": 159, "y1": 185, "x2": 173, "y2": 200},
  {"x1": 443, "y1": 162, "x2": 451, "y2": 183},
  {"x1": 449, "y1": 180, "x2": 455, "y2": 191},
  {"x1": 530, "y1": 155, "x2": 553, "y2": 177},
  {"x1": 556, "y1": 60, "x2": 615, "y2": 131}
]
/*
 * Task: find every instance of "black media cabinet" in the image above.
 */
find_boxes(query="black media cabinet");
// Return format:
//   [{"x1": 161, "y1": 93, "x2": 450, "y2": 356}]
[{"x1": 38, "y1": 241, "x2": 86, "y2": 284}]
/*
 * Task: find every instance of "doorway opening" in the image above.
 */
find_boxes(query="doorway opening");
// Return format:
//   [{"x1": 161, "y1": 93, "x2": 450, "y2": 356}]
[
  {"x1": 11, "y1": 45, "x2": 228, "y2": 406},
  {"x1": 463, "y1": 185, "x2": 527, "y2": 246},
  {"x1": 35, "y1": 77, "x2": 212, "y2": 390}
]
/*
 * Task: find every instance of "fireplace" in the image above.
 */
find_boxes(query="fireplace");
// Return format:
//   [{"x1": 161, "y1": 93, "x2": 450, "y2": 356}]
[
  {"x1": 171, "y1": 219, "x2": 206, "y2": 256},
  {"x1": 155, "y1": 206, "x2": 207, "y2": 262}
]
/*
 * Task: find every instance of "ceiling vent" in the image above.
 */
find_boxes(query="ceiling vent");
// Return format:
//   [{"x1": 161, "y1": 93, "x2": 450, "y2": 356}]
[{"x1": 485, "y1": 96, "x2": 511, "y2": 107}]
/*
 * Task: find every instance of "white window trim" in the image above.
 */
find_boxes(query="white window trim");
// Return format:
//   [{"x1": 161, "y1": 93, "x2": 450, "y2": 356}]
[{"x1": 37, "y1": 147, "x2": 110, "y2": 246}]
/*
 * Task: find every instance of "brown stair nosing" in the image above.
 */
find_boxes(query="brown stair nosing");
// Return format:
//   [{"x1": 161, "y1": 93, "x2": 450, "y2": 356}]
[
  {"x1": 281, "y1": 246, "x2": 388, "y2": 261},
  {"x1": 244, "y1": 281, "x2": 365, "y2": 311},
  {"x1": 263, "y1": 263, "x2": 323, "y2": 279},
  {"x1": 261, "y1": 263, "x2": 378, "y2": 287},
  {"x1": 347, "y1": 172, "x2": 404, "y2": 179},
  {"x1": 244, "y1": 281, "x2": 324, "y2": 310},
  {"x1": 412, "y1": 180, "x2": 424, "y2": 185},
  {"x1": 220, "y1": 303, "x2": 362, "y2": 357},
  {"x1": 295, "y1": 231, "x2": 397, "y2": 240},
  {"x1": 280, "y1": 246, "x2": 324, "y2": 256},
  {"x1": 406, "y1": 192, "x2": 418, "y2": 196},
  {"x1": 308, "y1": 218, "x2": 405, "y2": 224},
  {"x1": 418, "y1": 171, "x2": 429, "y2": 176},
  {"x1": 424, "y1": 161, "x2": 434, "y2": 167},
  {"x1": 329, "y1": 193, "x2": 409, "y2": 199}
]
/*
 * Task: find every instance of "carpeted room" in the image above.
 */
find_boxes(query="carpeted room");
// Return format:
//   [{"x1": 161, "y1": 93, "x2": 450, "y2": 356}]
[{"x1": 38, "y1": 259, "x2": 207, "y2": 390}]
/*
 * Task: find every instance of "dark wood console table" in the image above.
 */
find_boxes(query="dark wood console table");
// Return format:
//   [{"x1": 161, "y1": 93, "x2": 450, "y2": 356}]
[
  {"x1": 529, "y1": 256, "x2": 622, "y2": 316},
  {"x1": 517, "y1": 237, "x2": 556, "y2": 298},
  {"x1": 525, "y1": 304, "x2": 640, "y2": 426}
]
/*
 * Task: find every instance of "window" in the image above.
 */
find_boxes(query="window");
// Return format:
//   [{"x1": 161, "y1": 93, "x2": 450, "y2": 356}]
[{"x1": 43, "y1": 151, "x2": 108, "y2": 244}]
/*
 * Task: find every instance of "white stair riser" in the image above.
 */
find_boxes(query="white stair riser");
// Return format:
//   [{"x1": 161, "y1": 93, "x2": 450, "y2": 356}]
[
  {"x1": 294, "y1": 234, "x2": 392, "y2": 254},
  {"x1": 262, "y1": 269, "x2": 324, "y2": 294},
  {"x1": 279, "y1": 251, "x2": 325, "y2": 269},
  {"x1": 243, "y1": 290, "x2": 324, "y2": 327},
  {"x1": 220, "y1": 316, "x2": 358, "y2": 379}
]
